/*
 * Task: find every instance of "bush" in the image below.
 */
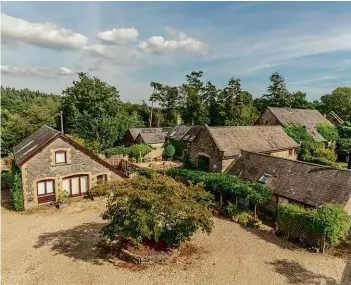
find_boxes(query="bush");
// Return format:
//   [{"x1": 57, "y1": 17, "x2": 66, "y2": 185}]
[
  {"x1": 165, "y1": 168, "x2": 272, "y2": 210},
  {"x1": 136, "y1": 168, "x2": 156, "y2": 179},
  {"x1": 101, "y1": 174, "x2": 214, "y2": 246},
  {"x1": 316, "y1": 123, "x2": 339, "y2": 142},
  {"x1": 105, "y1": 144, "x2": 153, "y2": 162},
  {"x1": 277, "y1": 203, "x2": 350, "y2": 246},
  {"x1": 11, "y1": 161, "x2": 24, "y2": 211},
  {"x1": 164, "y1": 143, "x2": 176, "y2": 159}
]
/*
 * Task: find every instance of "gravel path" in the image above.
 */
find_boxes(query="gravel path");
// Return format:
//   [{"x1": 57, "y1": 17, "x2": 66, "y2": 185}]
[{"x1": 1, "y1": 199, "x2": 350, "y2": 285}]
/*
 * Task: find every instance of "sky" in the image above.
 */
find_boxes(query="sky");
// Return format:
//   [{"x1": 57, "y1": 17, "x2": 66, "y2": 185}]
[{"x1": 1, "y1": 1, "x2": 351, "y2": 103}]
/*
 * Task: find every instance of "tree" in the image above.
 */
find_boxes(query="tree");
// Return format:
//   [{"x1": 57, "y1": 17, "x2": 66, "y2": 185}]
[
  {"x1": 337, "y1": 122, "x2": 351, "y2": 169},
  {"x1": 99, "y1": 174, "x2": 214, "y2": 246},
  {"x1": 315, "y1": 87, "x2": 351, "y2": 121},
  {"x1": 164, "y1": 143, "x2": 176, "y2": 159},
  {"x1": 61, "y1": 73, "x2": 141, "y2": 151},
  {"x1": 149, "y1": 82, "x2": 164, "y2": 127},
  {"x1": 180, "y1": 71, "x2": 208, "y2": 125},
  {"x1": 203, "y1": 81, "x2": 220, "y2": 125},
  {"x1": 289, "y1": 91, "x2": 315, "y2": 109},
  {"x1": 263, "y1": 72, "x2": 290, "y2": 107}
]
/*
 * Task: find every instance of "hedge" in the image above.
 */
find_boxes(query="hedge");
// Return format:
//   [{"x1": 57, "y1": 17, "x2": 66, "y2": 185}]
[
  {"x1": 138, "y1": 167, "x2": 272, "y2": 210},
  {"x1": 11, "y1": 160, "x2": 24, "y2": 211},
  {"x1": 277, "y1": 203, "x2": 350, "y2": 246}
]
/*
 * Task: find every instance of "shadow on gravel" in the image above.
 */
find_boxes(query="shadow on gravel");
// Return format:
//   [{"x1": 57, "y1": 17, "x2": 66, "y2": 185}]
[
  {"x1": 269, "y1": 259, "x2": 339, "y2": 285},
  {"x1": 34, "y1": 222, "x2": 109, "y2": 265}
]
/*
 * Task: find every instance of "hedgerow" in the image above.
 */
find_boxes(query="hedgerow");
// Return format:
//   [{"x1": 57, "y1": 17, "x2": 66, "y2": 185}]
[
  {"x1": 104, "y1": 144, "x2": 153, "y2": 162},
  {"x1": 277, "y1": 203, "x2": 350, "y2": 246},
  {"x1": 11, "y1": 160, "x2": 24, "y2": 211},
  {"x1": 138, "y1": 167, "x2": 272, "y2": 218}
]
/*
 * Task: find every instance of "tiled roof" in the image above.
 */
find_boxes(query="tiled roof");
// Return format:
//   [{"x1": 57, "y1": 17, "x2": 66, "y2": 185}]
[
  {"x1": 137, "y1": 132, "x2": 168, "y2": 144},
  {"x1": 207, "y1": 125, "x2": 299, "y2": 157},
  {"x1": 267, "y1": 107, "x2": 332, "y2": 142},
  {"x1": 166, "y1": 125, "x2": 192, "y2": 141},
  {"x1": 227, "y1": 151, "x2": 351, "y2": 207},
  {"x1": 13, "y1": 125, "x2": 60, "y2": 165},
  {"x1": 128, "y1": 128, "x2": 166, "y2": 140},
  {"x1": 181, "y1": 125, "x2": 204, "y2": 142}
]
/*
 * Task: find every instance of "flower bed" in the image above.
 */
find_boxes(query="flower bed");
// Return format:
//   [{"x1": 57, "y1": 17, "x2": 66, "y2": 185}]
[{"x1": 118, "y1": 239, "x2": 180, "y2": 265}]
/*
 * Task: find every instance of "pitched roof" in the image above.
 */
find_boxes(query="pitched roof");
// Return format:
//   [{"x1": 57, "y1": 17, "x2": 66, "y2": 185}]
[
  {"x1": 13, "y1": 125, "x2": 128, "y2": 178},
  {"x1": 166, "y1": 125, "x2": 192, "y2": 141},
  {"x1": 181, "y1": 125, "x2": 204, "y2": 142},
  {"x1": 326, "y1": 111, "x2": 344, "y2": 126},
  {"x1": 267, "y1": 107, "x2": 332, "y2": 142},
  {"x1": 227, "y1": 151, "x2": 351, "y2": 207},
  {"x1": 128, "y1": 128, "x2": 168, "y2": 141},
  {"x1": 14, "y1": 125, "x2": 61, "y2": 166},
  {"x1": 207, "y1": 125, "x2": 299, "y2": 158},
  {"x1": 137, "y1": 132, "x2": 168, "y2": 144}
]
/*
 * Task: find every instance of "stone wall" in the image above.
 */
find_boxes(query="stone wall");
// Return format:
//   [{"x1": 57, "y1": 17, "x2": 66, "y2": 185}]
[
  {"x1": 23, "y1": 137, "x2": 123, "y2": 209},
  {"x1": 256, "y1": 109, "x2": 280, "y2": 126},
  {"x1": 267, "y1": 149, "x2": 297, "y2": 160},
  {"x1": 188, "y1": 128, "x2": 223, "y2": 172}
]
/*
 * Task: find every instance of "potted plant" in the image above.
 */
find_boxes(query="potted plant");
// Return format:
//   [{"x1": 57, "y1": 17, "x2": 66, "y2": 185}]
[
  {"x1": 237, "y1": 212, "x2": 249, "y2": 226},
  {"x1": 55, "y1": 190, "x2": 69, "y2": 209}
]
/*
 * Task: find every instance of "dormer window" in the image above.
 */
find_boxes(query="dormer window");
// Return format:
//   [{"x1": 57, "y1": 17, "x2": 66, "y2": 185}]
[
  {"x1": 55, "y1": 151, "x2": 67, "y2": 164},
  {"x1": 258, "y1": 173, "x2": 272, "y2": 184}
]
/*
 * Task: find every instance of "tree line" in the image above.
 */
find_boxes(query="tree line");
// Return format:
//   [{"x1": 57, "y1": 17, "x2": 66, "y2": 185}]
[{"x1": 1, "y1": 71, "x2": 350, "y2": 155}]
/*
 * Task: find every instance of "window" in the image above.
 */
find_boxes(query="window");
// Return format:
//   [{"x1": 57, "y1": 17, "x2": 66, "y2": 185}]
[
  {"x1": 37, "y1": 180, "x2": 55, "y2": 196},
  {"x1": 258, "y1": 173, "x2": 272, "y2": 184},
  {"x1": 97, "y1": 174, "x2": 108, "y2": 184},
  {"x1": 63, "y1": 175, "x2": 89, "y2": 197},
  {"x1": 55, "y1": 151, "x2": 67, "y2": 164},
  {"x1": 289, "y1": 149, "x2": 293, "y2": 156}
]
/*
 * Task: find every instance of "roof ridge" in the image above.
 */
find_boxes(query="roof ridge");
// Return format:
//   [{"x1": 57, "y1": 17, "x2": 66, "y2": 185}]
[{"x1": 240, "y1": 150, "x2": 351, "y2": 172}]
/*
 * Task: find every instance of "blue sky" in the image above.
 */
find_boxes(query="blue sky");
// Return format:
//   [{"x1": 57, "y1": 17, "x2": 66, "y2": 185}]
[{"x1": 1, "y1": 1, "x2": 351, "y2": 103}]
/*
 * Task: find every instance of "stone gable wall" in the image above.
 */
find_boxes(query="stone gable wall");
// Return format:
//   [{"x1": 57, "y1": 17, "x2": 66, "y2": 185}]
[
  {"x1": 23, "y1": 137, "x2": 122, "y2": 209},
  {"x1": 256, "y1": 109, "x2": 280, "y2": 126},
  {"x1": 187, "y1": 128, "x2": 223, "y2": 172}
]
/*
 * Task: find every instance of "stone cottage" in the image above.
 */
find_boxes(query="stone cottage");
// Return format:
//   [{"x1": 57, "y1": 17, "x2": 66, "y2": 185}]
[
  {"x1": 166, "y1": 125, "x2": 203, "y2": 158},
  {"x1": 123, "y1": 127, "x2": 171, "y2": 147},
  {"x1": 13, "y1": 125, "x2": 128, "y2": 209},
  {"x1": 134, "y1": 131, "x2": 168, "y2": 160},
  {"x1": 255, "y1": 107, "x2": 334, "y2": 143},
  {"x1": 227, "y1": 150, "x2": 351, "y2": 216},
  {"x1": 187, "y1": 125, "x2": 299, "y2": 172}
]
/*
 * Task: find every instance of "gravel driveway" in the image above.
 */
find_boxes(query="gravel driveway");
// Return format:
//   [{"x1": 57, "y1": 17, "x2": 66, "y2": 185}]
[{"x1": 1, "y1": 198, "x2": 350, "y2": 285}]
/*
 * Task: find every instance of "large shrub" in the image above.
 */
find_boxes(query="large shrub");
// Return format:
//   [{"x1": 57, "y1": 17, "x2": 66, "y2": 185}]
[
  {"x1": 101, "y1": 174, "x2": 214, "y2": 246},
  {"x1": 164, "y1": 143, "x2": 176, "y2": 159},
  {"x1": 104, "y1": 144, "x2": 153, "y2": 162},
  {"x1": 277, "y1": 203, "x2": 350, "y2": 247},
  {"x1": 11, "y1": 161, "x2": 24, "y2": 211},
  {"x1": 158, "y1": 168, "x2": 272, "y2": 217},
  {"x1": 316, "y1": 123, "x2": 339, "y2": 142}
]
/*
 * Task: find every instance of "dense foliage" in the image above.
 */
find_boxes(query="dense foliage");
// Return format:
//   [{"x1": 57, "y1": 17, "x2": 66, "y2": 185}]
[
  {"x1": 141, "y1": 168, "x2": 272, "y2": 218},
  {"x1": 61, "y1": 73, "x2": 143, "y2": 152},
  {"x1": 316, "y1": 123, "x2": 339, "y2": 142},
  {"x1": 277, "y1": 203, "x2": 350, "y2": 246},
  {"x1": 337, "y1": 122, "x2": 351, "y2": 169},
  {"x1": 99, "y1": 174, "x2": 214, "y2": 246},
  {"x1": 104, "y1": 144, "x2": 153, "y2": 161},
  {"x1": 164, "y1": 143, "x2": 176, "y2": 159},
  {"x1": 11, "y1": 160, "x2": 24, "y2": 211}
]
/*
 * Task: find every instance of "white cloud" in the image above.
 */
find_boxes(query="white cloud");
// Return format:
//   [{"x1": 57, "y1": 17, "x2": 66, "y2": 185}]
[
  {"x1": 1, "y1": 65, "x2": 75, "y2": 77},
  {"x1": 1, "y1": 13, "x2": 88, "y2": 50},
  {"x1": 57, "y1": 67, "x2": 74, "y2": 75},
  {"x1": 97, "y1": 28, "x2": 139, "y2": 45},
  {"x1": 0, "y1": 65, "x2": 46, "y2": 75},
  {"x1": 138, "y1": 26, "x2": 209, "y2": 55},
  {"x1": 83, "y1": 44, "x2": 145, "y2": 66}
]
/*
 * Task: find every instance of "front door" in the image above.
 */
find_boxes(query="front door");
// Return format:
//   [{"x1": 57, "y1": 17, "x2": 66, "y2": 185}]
[{"x1": 63, "y1": 175, "x2": 89, "y2": 197}]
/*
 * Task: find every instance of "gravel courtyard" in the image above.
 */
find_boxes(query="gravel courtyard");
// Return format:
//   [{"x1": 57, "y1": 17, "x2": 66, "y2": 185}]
[{"x1": 1, "y1": 198, "x2": 350, "y2": 285}]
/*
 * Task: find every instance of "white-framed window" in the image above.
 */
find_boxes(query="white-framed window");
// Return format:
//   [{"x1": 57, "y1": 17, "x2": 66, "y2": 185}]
[
  {"x1": 55, "y1": 151, "x2": 67, "y2": 164},
  {"x1": 37, "y1": 180, "x2": 55, "y2": 196}
]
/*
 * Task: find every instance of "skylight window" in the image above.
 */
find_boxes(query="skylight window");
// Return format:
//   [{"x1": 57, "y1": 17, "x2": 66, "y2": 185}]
[
  {"x1": 170, "y1": 131, "x2": 176, "y2": 137},
  {"x1": 258, "y1": 173, "x2": 272, "y2": 184}
]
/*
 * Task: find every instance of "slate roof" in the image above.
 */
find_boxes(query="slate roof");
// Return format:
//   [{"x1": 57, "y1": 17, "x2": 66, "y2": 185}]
[
  {"x1": 13, "y1": 125, "x2": 61, "y2": 166},
  {"x1": 128, "y1": 128, "x2": 168, "y2": 141},
  {"x1": 207, "y1": 125, "x2": 299, "y2": 158},
  {"x1": 267, "y1": 107, "x2": 332, "y2": 142},
  {"x1": 181, "y1": 125, "x2": 204, "y2": 142},
  {"x1": 13, "y1": 125, "x2": 129, "y2": 178},
  {"x1": 166, "y1": 125, "x2": 192, "y2": 141},
  {"x1": 227, "y1": 151, "x2": 351, "y2": 207},
  {"x1": 137, "y1": 132, "x2": 168, "y2": 144}
]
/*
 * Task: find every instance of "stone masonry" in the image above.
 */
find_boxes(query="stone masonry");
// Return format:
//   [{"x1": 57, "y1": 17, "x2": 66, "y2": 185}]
[{"x1": 23, "y1": 137, "x2": 123, "y2": 209}]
